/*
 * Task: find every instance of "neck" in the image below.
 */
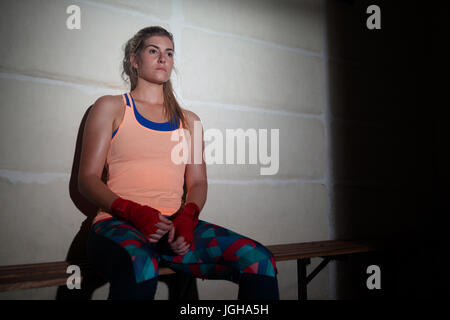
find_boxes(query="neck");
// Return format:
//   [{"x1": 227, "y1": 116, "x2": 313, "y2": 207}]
[{"x1": 132, "y1": 79, "x2": 165, "y2": 105}]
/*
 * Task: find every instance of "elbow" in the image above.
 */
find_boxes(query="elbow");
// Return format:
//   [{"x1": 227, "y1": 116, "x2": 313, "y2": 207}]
[
  {"x1": 203, "y1": 180, "x2": 208, "y2": 196},
  {"x1": 77, "y1": 174, "x2": 86, "y2": 197},
  {"x1": 189, "y1": 180, "x2": 207, "y2": 190},
  {"x1": 77, "y1": 173, "x2": 91, "y2": 198}
]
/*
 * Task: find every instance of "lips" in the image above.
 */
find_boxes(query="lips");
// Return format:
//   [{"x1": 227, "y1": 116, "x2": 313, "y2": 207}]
[{"x1": 156, "y1": 67, "x2": 166, "y2": 72}]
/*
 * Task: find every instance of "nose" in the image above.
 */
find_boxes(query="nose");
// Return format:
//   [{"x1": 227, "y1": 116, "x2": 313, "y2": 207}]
[{"x1": 158, "y1": 52, "x2": 166, "y2": 64}]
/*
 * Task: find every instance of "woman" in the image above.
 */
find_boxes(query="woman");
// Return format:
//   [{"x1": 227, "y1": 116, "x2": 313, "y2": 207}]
[{"x1": 79, "y1": 26, "x2": 279, "y2": 300}]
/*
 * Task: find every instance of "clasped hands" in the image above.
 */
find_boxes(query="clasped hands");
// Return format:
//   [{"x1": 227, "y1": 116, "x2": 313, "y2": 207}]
[
  {"x1": 110, "y1": 198, "x2": 198, "y2": 256},
  {"x1": 150, "y1": 212, "x2": 191, "y2": 256}
]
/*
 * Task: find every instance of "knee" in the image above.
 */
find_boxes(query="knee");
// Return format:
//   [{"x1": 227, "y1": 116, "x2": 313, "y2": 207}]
[{"x1": 239, "y1": 242, "x2": 278, "y2": 278}]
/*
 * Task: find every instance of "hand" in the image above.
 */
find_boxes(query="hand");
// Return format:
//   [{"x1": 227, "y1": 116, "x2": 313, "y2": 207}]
[
  {"x1": 168, "y1": 225, "x2": 190, "y2": 255},
  {"x1": 110, "y1": 197, "x2": 172, "y2": 243},
  {"x1": 172, "y1": 202, "x2": 200, "y2": 248},
  {"x1": 147, "y1": 213, "x2": 173, "y2": 244}
]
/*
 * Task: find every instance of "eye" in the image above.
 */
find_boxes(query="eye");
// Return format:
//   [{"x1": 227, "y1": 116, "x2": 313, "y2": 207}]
[
  {"x1": 149, "y1": 49, "x2": 158, "y2": 54},
  {"x1": 167, "y1": 52, "x2": 173, "y2": 57}
]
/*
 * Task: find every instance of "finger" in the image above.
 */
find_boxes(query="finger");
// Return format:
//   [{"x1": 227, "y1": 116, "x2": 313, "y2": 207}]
[
  {"x1": 174, "y1": 245, "x2": 189, "y2": 255},
  {"x1": 175, "y1": 240, "x2": 190, "y2": 252},
  {"x1": 168, "y1": 226, "x2": 175, "y2": 243},
  {"x1": 178, "y1": 246, "x2": 190, "y2": 256},
  {"x1": 177, "y1": 246, "x2": 189, "y2": 256},
  {"x1": 176, "y1": 238, "x2": 189, "y2": 248},
  {"x1": 155, "y1": 221, "x2": 172, "y2": 232},
  {"x1": 157, "y1": 227, "x2": 171, "y2": 237},
  {"x1": 175, "y1": 250, "x2": 187, "y2": 256},
  {"x1": 171, "y1": 244, "x2": 181, "y2": 254},
  {"x1": 171, "y1": 239, "x2": 187, "y2": 252},
  {"x1": 183, "y1": 244, "x2": 191, "y2": 253},
  {"x1": 175, "y1": 236, "x2": 186, "y2": 246},
  {"x1": 149, "y1": 233, "x2": 162, "y2": 241},
  {"x1": 154, "y1": 228, "x2": 166, "y2": 236},
  {"x1": 159, "y1": 214, "x2": 173, "y2": 225}
]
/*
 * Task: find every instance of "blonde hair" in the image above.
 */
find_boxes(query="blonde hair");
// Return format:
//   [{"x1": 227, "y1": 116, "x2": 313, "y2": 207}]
[{"x1": 121, "y1": 26, "x2": 188, "y2": 131}]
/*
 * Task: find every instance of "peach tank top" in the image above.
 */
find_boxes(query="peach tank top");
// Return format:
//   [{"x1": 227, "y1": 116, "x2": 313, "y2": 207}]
[{"x1": 92, "y1": 92, "x2": 187, "y2": 225}]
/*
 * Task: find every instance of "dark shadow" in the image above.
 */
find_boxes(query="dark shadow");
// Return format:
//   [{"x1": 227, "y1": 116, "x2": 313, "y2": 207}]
[
  {"x1": 55, "y1": 104, "x2": 198, "y2": 300},
  {"x1": 326, "y1": 0, "x2": 447, "y2": 299}
]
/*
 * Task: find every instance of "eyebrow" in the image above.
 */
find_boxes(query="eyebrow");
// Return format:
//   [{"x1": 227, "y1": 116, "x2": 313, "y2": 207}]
[{"x1": 144, "y1": 44, "x2": 174, "y2": 51}]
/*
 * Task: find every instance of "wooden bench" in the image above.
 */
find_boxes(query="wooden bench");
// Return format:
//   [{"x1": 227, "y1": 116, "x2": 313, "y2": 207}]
[{"x1": 0, "y1": 239, "x2": 379, "y2": 300}]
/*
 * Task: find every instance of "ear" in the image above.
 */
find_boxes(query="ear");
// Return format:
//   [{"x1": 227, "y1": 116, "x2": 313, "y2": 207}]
[{"x1": 130, "y1": 53, "x2": 139, "y2": 69}]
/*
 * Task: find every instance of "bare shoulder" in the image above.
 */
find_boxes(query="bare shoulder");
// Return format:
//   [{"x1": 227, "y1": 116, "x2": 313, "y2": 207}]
[
  {"x1": 93, "y1": 94, "x2": 123, "y2": 114},
  {"x1": 182, "y1": 108, "x2": 202, "y2": 126},
  {"x1": 91, "y1": 94, "x2": 124, "y2": 124}
]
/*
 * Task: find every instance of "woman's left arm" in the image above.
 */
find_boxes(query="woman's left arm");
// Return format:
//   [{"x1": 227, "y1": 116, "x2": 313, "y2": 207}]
[
  {"x1": 168, "y1": 111, "x2": 207, "y2": 253},
  {"x1": 184, "y1": 111, "x2": 208, "y2": 212}
]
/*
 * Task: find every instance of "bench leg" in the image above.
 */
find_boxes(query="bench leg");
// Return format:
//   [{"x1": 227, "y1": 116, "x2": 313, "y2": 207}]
[{"x1": 297, "y1": 258, "x2": 310, "y2": 300}]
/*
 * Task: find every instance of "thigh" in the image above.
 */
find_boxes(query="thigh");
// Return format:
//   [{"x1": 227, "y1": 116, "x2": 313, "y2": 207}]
[
  {"x1": 87, "y1": 218, "x2": 160, "y2": 283},
  {"x1": 160, "y1": 220, "x2": 277, "y2": 283}
]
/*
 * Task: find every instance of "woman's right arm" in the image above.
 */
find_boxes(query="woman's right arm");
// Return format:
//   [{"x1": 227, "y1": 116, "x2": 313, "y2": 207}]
[{"x1": 78, "y1": 95, "x2": 121, "y2": 212}]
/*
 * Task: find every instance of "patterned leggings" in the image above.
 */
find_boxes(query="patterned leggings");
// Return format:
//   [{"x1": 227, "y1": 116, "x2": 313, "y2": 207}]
[{"x1": 86, "y1": 217, "x2": 279, "y2": 299}]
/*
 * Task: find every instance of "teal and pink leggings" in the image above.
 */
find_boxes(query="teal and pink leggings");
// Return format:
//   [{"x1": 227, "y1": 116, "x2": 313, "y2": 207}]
[{"x1": 86, "y1": 217, "x2": 279, "y2": 300}]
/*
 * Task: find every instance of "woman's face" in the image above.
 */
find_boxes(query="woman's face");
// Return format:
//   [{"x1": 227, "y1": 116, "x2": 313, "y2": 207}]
[{"x1": 132, "y1": 35, "x2": 174, "y2": 85}]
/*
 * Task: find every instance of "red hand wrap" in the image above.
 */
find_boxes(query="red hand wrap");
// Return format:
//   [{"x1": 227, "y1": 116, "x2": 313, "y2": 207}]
[
  {"x1": 110, "y1": 197, "x2": 161, "y2": 236},
  {"x1": 172, "y1": 202, "x2": 200, "y2": 248}
]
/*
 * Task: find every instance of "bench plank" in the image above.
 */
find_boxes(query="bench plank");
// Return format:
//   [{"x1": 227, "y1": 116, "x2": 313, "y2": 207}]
[
  {"x1": 0, "y1": 261, "x2": 175, "y2": 292},
  {"x1": 267, "y1": 240, "x2": 377, "y2": 261}
]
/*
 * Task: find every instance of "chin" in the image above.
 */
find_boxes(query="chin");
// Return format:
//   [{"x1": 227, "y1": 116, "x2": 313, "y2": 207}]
[{"x1": 146, "y1": 77, "x2": 169, "y2": 85}]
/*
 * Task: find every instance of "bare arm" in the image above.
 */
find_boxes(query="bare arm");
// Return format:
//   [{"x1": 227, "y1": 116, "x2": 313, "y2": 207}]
[
  {"x1": 168, "y1": 111, "x2": 207, "y2": 254},
  {"x1": 184, "y1": 111, "x2": 208, "y2": 212},
  {"x1": 78, "y1": 95, "x2": 122, "y2": 212}
]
